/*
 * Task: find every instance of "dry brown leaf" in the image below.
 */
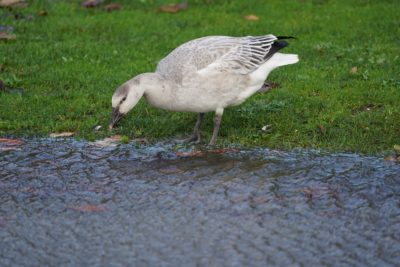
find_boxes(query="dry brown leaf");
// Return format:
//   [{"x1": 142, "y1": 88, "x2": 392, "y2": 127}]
[
  {"x1": 244, "y1": 14, "x2": 259, "y2": 21},
  {"x1": 0, "y1": 0, "x2": 27, "y2": 8},
  {"x1": 70, "y1": 204, "x2": 106, "y2": 212},
  {"x1": 208, "y1": 148, "x2": 239, "y2": 154},
  {"x1": 105, "y1": 3, "x2": 121, "y2": 12},
  {"x1": 159, "y1": 2, "x2": 188, "y2": 13},
  {"x1": 0, "y1": 147, "x2": 22, "y2": 152},
  {"x1": 37, "y1": 9, "x2": 47, "y2": 16},
  {"x1": 91, "y1": 135, "x2": 122, "y2": 147},
  {"x1": 0, "y1": 138, "x2": 24, "y2": 152},
  {"x1": 175, "y1": 151, "x2": 205, "y2": 157},
  {"x1": 0, "y1": 32, "x2": 16, "y2": 40},
  {"x1": 176, "y1": 148, "x2": 238, "y2": 157},
  {"x1": 350, "y1": 66, "x2": 358, "y2": 74},
  {"x1": 132, "y1": 137, "x2": 149, "y2": 144},
  {"x1": 81, "y1": 0, "x2": 103, "y2": 8},
  {"x1": 384, "y1": 155, "x2": 400, "y2": 162},
  {"x1": 49, "y1": 132, "x2": 75, "y2": 138},
  {"x1": 0, "y1": 138, "x2": 24, "y2": 146},
  {"x1": 109, "y1": 134, "x2": 122, "y2": 141},
  {"x1": 318, "y1": 125, "x2": 326, "y2": 134},
  {"x1": 352, "y1": 103, "x2": 382, "y2": 114}
]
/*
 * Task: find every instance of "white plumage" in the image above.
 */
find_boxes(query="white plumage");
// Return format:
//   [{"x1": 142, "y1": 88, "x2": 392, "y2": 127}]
[{"x1": 110, "y1": 34, "x2": 299, "y2": 145}]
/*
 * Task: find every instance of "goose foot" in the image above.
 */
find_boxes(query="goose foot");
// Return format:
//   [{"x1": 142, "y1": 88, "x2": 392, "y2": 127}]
[
  {"x1": 257, "y1": 80, "x2": 279, "y2": 93},
  {"x1": 208, "y1": 108, "x2": 223, "y2": 146},
  {"x1": 181, "y1": 134, "x2": 201, "y2": 144},
  {"x1": 180, "y1": 112, "x2": 205, "y2": 144}
]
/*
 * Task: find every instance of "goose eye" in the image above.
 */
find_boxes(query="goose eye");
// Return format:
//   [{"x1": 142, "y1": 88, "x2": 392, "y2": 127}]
[{"x1": 120, "y1": 97, "x2": 126, "y2": 104}]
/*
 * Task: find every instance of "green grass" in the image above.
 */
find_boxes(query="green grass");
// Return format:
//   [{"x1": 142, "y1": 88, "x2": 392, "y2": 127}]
[{"x1": 1, "y1": 0, "x2": 399, "y2": 154}]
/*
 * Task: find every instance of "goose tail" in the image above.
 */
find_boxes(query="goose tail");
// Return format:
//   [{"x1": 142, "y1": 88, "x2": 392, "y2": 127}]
[{"x1": 270, "y1": 53, "x2": 299, "y2": 67}]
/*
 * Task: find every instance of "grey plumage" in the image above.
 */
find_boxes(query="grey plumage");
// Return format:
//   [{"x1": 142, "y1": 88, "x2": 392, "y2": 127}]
[{"x1": 156, "y1": 35, "x2": 279, "y2": 83}]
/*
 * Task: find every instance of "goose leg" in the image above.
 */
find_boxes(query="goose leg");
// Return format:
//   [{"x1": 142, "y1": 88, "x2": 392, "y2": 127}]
[
  {"x1": 208, "y1": 108, "x2": 224, "y2": 146},
  {"x1": 257, "y1": 80, "x2": 279, "y2": 93},
  {"x1": 183, "y1": 112, "x2": 205, "y2": 143},
  {"x1": 257, "y1": 81, "x2": 271, "y2": 93}
]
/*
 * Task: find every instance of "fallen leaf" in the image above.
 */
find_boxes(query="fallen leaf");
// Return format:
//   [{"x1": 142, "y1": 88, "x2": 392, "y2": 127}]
[
  {"x1": 175, "y1": 148, "x2": 238, "y2": 157},
  {"x1": 351, "y1": 103, "x2": 382, "y2": 114},
  {"x1": 350, "y1": 66, "x2": 358, "y2": 74},
  {"x1": 0, "y1": 138, "x2": 23, "y2": 152},
  {"x1": 81, "y1": 0, "x2": 103, "y2": 8},
  {"x1": 0, "y1": 138, "x2": 24, "y2": 146},
  {"x1": 159, "y1": 2, "x2": 188, "y2": 13},
  {"x1": 208, "y1": 148, "x2": 239, "y2": 154},
  {"x1": 244, "y1": 14, "x2": 259, "y2": 21},
  {"x1": 104, "y1": 3, "x2": 121, "y2": 12},
  {"x1": 393, "y1": 145, "x2": 400, "y2": 152},
  {"x1": 0, "y1": 32, "x2": 16, "y2": 40},
  {"x1": 318, "y1": 124, "x2": 326, "y2": 134},
  {"x1": 37, "y1": 9, "x2": 47, "y2": 16},
  {"x1": 91, "y1": 135, "x2": 122, "y2": 147},
  {"x1": 261, "y1": 125, "x2": 272, "y2": 132},
  {"x1": 0, "y1": 0, "x2": 27, "y2": 8},
  {"x1": 384, "y1": 155, "x2": 399, "y2": 162},
  {"x1": 0, "y1": 147, "x2": 21, "y2": 152},
  {"x1": 49, "y1": 132, "x2": 75, "y2": 138},
  {"x1": 69, "y1": 204, "x2": 106, "y2": 212},
  {"x1": 175, "y1": 151, "x2": 205, "y2": 157},
  {"x1": 19, "y1": 187, "x2": 38, "y2": 193},
  {"x1": 132, "y1": 137, "x2": 149, "y2": 144},
  {"x1": 109, "y1": 135, "x2": 122, "y2": 141},
  {"x1": 94, "y1": 125, "x2": 102, "y2": 131},
  {"x1": 310, "y1": 91, "x2": 320, "y2": 96}
]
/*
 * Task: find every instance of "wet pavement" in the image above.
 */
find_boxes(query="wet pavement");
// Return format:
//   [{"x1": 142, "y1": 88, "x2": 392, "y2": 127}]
[{"x1": 0, "y1": 138, "x2": 399, "y2": 266}]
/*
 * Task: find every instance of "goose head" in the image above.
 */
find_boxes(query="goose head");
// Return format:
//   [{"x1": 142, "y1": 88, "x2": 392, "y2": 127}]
[{"x1": 109, "y1": 77, "x2": 145, "y2": 129}]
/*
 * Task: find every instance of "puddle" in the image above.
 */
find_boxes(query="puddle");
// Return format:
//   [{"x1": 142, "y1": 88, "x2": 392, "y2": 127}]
[{"x1": 0, "y1": 139, "x2": 399, "y2": 266}]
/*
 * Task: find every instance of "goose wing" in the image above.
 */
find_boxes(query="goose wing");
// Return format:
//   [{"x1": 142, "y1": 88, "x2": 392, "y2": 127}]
[
  {"x1": 196, "y1": 35, "x2": 279, "y2": 75},
  {"x1": 156, "y1": 35, "x2": 283, "y2": 83}
]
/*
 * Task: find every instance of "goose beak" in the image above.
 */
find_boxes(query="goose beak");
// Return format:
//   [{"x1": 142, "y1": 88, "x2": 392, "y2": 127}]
[{"x1": 109, "y1": 108, "x2": 124, "y2": 129}]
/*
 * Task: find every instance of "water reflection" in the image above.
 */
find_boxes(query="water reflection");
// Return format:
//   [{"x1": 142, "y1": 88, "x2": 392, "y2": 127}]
[{"x1": 0, "y1": 139, "x2": 399, "y2": 266}]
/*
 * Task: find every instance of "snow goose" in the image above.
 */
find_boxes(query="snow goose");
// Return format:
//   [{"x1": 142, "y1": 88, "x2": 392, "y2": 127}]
[{"x1": 109, "y1": 35, "x2": 299, "y2": 145}]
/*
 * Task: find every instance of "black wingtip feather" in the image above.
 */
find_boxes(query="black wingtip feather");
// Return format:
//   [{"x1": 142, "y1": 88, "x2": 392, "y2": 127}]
[
  {"x1": 273, "y1": 41, "x2": 289, "y2": 49},
  {"x1": 264, "y1": 41, "x2": 289, "y2": 60},
  {"x1": 276, "y1": 36, "x2": 297, "y2": 40}
]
